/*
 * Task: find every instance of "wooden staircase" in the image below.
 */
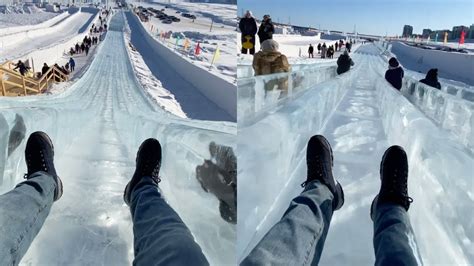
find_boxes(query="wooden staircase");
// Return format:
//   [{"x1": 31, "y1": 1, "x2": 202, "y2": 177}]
[{"x1": 1, "y1": 60, "x2": 69, "y2": 97}]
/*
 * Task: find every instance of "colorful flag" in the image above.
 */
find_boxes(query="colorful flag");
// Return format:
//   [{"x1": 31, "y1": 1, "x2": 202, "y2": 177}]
[
  {"x1": 211, "y1": 45, "x2": 220, "y2": 66},
  {"x1": 459, "y1": 30, "x2": 465, "y2": 45},
  {"x1": 183, "y1": 38, "x2": 190, "y2": 51},
  {"x1": 443, "y1": 32, "x2": 448, "y2": 45},
  {"x1": 195, "y1": 42, "x2": 201, "y2": 55}
]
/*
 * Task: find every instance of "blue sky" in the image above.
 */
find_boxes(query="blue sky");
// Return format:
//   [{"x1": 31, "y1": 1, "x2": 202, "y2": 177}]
[{"x1": 238, "y1": 0, "x2": 474, "y2": 36}]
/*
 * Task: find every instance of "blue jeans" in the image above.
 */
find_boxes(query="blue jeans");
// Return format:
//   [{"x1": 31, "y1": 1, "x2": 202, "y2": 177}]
[
  {"x1": 0, "y1": 172, "x2": 56, "y2": 266},
  {"x1": 242, "y1": 180, "x2": 419, "y2": 265},
  {"x1": 130, "y1": 176, "x2": 209, "y2": 266}
]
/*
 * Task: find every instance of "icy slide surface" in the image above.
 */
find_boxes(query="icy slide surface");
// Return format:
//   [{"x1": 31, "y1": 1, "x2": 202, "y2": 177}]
[
  {"x1": 0, "y1": 12, "x2": 235, "y2": 265},
  {"x1": 238, "y1": 44, "x2": 473, "y2": 265}
]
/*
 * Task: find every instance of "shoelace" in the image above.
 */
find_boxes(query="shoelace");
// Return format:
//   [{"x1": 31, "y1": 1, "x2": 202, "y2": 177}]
[
  {"x1": 24, "y1": 151, "x2": 47, "y2": 179},
  {"x1": 301, "y1": 157, "x2": 325, "y2": 188}
]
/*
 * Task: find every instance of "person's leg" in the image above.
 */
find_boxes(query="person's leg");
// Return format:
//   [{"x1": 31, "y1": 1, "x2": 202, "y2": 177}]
[
  {"x1": 0, "y1": 132, "x2": 62, "y2": 265},
  {"x1": 370, "y1": 146, "x2": 420, "y2": 266},
  {"x1": 242, "y1": 135, "x2": 344, "y2": 265},
  {"x1": 242, "y1": 180, "x2": 335, "y2": 266},
  {"x1": 0, "y1": 172, "x2": 56, "y2": 265},
  {"x1": 124, "y1": 139, "x2": 208, "y2": 266}
]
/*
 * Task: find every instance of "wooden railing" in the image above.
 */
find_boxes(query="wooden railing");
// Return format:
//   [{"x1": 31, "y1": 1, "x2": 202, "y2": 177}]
[{"x1": 1, "y1": 60, "x2": 69, "y2": 96}]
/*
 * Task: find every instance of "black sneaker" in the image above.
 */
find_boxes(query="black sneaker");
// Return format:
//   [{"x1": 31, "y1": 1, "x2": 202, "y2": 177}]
[
  {"x1": 24, "y1": 131, "x2": 63, "y2": 201},
  {"x1": 301, "y1": 135, "x2": 344, "y2": 210},
  {"x1": 371, "y1": 145, "x2": 413, "y2": 219},
  {"x1": 124, "y1": 138, "x2": 162, "y2": 206}
]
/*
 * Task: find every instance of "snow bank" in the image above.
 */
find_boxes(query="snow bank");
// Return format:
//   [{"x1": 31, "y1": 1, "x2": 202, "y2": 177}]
[
  {"x1": 126, "y1": 11, "x2": 236, "y2": 120},
  {"x1": 0, "y1": 11, "x2": 69, "y2": 36},
  {"x1": 401, "y1": 77, "x2": 474, "y2": 152},
  {"x1": 376, "y1": 78, "x2": 474, "y2": 265},
  {"x1": 390, "y1": 41, "x2": 474, "y2": 86}
]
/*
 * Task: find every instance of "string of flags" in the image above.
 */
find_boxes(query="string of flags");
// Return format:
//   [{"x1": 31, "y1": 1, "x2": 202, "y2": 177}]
[{"x1": 144, "y1": 20, "x2": 220, "y2": 67}]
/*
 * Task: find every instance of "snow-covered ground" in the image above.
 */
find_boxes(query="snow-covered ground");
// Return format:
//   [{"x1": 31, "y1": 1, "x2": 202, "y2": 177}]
[
  {"x1": 0, "y1": 12, "x2": 236, "y2": 265},
  {"x1": 238, "y1": 33, "x2": 361, "y2": 69},
  {"x1": 237, "y1": 43, "x2": 473, "y2": 264},
  {"x1": 0, "y1": 5, "x2": 60, "y2": 28},
  {"x1": 128, "y1": 0, "x2": 237, "y2": 83}
]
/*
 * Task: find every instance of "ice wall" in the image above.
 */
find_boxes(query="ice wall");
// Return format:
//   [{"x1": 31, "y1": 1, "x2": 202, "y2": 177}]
[
  {"x1": 237, "y1": 68, "x2": 355, "y2": 260},
  {"x1": 401, "y1": 77, "x2": 474, "y2": 152},
  {"x1": 238, "y1": 64, "x2": 337, "y2": 123},
  {"x1": 376, "y1": 78, "x2": 474, "y2": 265}
]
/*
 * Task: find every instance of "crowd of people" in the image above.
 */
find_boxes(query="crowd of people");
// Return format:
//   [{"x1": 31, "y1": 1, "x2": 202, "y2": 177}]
[{"x1": 311, "y1": 39, "x2": 353, "y2": 59}]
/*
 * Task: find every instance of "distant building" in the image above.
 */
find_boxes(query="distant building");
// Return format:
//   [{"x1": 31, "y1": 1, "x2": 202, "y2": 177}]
[
  {"x1": 451, "y1": 25, "x2": 469, "y2": 40},
  {"x1": 422, "y1": 28, "x2": 432, "y2": 38},
  {"x1": 469, "y1": 24, "x2": 474, "y2": 39},
  {"x1": 402, "y1": 25, "x2": 413, "y2": 37}
]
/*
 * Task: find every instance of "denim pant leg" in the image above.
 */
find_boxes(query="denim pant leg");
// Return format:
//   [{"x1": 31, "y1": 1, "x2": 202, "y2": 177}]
[
  {"x1": 0, "y1": 172, "x2": 56, "y2": 266},
  {"x1": 130, "y1": 176, "x2": 209, "y2": 266},
  {"x1": 242, "y1": 180, "x2": 334, "y2": 266},
  {"x1": 373, "y1": 204, "x2": 420, "y2": 266}
]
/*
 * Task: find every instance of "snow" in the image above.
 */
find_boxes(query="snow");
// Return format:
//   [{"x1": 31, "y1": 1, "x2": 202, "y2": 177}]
[
  {"x1": 0, "y1": 7, "x2": 59, "y2": 29},
  {"x1": 237, "y1": 43, "x2": 473, "y2": 264},
  {"x1": 128, "y1": 0, "x2": 237, "y2": 84},
  {"x1": 0, "y1": 12, "x2": 236, "y2": 265}
]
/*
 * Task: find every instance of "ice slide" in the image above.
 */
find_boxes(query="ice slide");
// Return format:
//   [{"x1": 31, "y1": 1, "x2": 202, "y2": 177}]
[
  {"x1": 0, "y1": 8, "x2": 97, "y2": 62},
  {"x1": 0, "y1": 12, "x2": 235, "y2": 265},
  {"x1": 238, "y1": 44, "x2": 473, "y2": 265}
]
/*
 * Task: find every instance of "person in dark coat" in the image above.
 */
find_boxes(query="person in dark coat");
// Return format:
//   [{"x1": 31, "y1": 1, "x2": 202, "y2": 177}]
[
  {"x1": 346, "y1": 42, "x2": 352, "y2": 53},
  {"x1": 85, "y1": 45, "x2": 90, "y2": 56},
  {"x1": 239, "y1": 10, "x2": 258, "y2": 55},
  {"x1": 335, "y1": 42, "x2": 339, "y2": 51},
  {"x1": 419, "y1": 68, "x2": 441, "y2": 89},
  {"x1": 308, "y1": 44, "x2": 314, "y2": 58},
  {"x1": 257, "y1": 14, "x2": 274, "y2": 44},
  {"x1": 13, "y1": 60, "x2": 29, "y2": 76},
  {"x1": 336, "y1": 50, "x2": 354, "y2": 75},
  {"x1": 317, "y1": 43, "x2": 321, "y2": 54},
  {"x1": 385, "y1": 57, "x2": 404, "y2": 90},
  {"x1": 41, "y1": 63, "x2": 49, "y2": 76},
  {"x1": 68, "y1": 58, "x2": 75, "y2": 72}
]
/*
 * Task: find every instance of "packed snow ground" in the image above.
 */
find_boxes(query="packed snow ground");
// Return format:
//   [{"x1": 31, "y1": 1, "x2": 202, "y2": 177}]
[
  {"x1": 0, "y1": 12, "x2": 236, "y2": 265},
  {"x1": 0, "y1": 6, "x2": 59, "y2": 28},
  {"x1": 237, "y1": 44, "x2": 473, "y2": 265},
  {"x1": 238, "y1": 34, "x2": 361, "y2": 69},
  {"x1": 128, "y1": 0, "x2": 237, "y2": 83}
]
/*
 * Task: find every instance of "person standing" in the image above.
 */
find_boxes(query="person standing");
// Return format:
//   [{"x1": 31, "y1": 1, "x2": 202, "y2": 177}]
[
  {"x1": 69, "y1": 58, "x2": 75, "y2": 72},
  {"x1": 317, "y1": 43, "x2": 321, "y2": 54},
  {"x1": 321, "y1": 43, "x2": 327, "y2": 59},
  {"x1": 308, "y1": 44, "x2": 314, "y2": 58},
  {"x1": 257, "y1": 15, "x2": 274, "y2": 44},
  {"x1": 239, "y1": 10, "x2": 258, "y2": 55},
  {"x1": 335, "y1": 42, "x2": 339, "y2": 51}
]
